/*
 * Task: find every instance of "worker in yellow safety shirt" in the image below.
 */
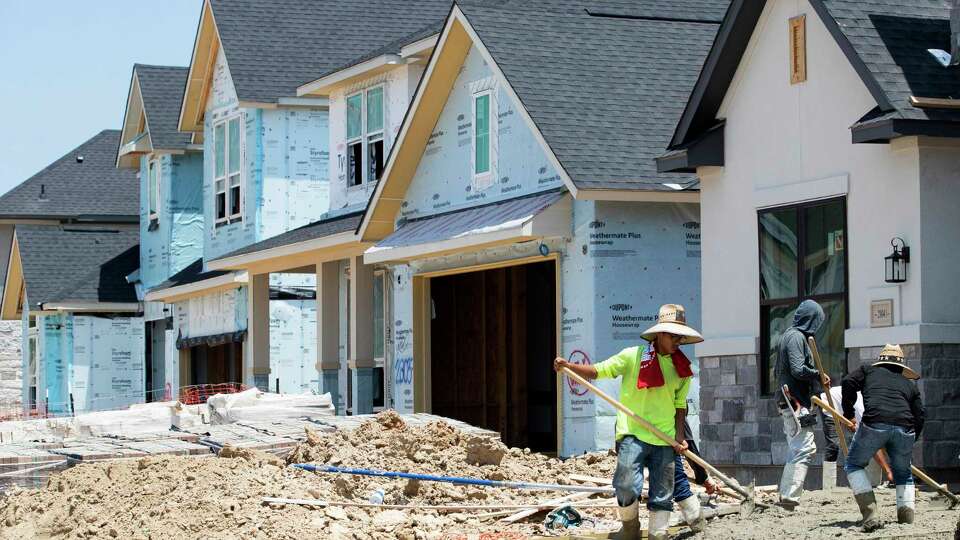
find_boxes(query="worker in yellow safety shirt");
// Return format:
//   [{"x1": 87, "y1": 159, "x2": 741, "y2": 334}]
[{"x1": 554, "y1": 304, "x2": 703, "y2": 540}]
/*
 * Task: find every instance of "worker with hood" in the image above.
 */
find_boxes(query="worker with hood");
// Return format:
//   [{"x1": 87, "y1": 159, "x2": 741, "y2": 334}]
[
  {"x1": 555, "y1": 304, "x2": 702, "y2": 540},
  {"x1": 774, "y1": 299, "x2": 829, "y2": 510},
  {"x1": 843, "y1": 344, "x2": 924, "y2": 532}
]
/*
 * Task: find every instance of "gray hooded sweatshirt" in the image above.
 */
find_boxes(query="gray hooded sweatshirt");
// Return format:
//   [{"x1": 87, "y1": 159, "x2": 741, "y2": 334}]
[{"x1": 775, "y1": 300, "x2": 825, "y2": 409}]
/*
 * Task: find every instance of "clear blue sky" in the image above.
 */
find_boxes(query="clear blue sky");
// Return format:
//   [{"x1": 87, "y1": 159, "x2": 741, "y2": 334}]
[{"x1": 0, "y1": 1, "x2": 201, "y2": 196}]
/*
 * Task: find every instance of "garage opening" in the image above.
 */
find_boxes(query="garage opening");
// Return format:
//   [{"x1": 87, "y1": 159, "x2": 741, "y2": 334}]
[{"x1": 429, "y1": 260, "x2": 557, "y2": 453}]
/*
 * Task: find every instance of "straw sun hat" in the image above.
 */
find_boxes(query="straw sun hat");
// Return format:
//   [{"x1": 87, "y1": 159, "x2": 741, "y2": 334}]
[
  {"x1": 641, "y1": 304, "x2": 704, "y2": 345},
  {"x1": 872, "y1": 344, "x2": 919, "y2": 380}
]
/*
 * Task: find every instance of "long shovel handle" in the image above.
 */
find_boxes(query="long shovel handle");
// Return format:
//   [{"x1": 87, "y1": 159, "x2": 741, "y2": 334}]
[
  {"x1": 812, "y1": 396, "x2": 960, "y2": 507},
  {"x1": 808, "y1": 337, "x2": 849, "y2": 456},
  {"x1": 560, "y1": 367, "x2": 754, "y2": 502}
]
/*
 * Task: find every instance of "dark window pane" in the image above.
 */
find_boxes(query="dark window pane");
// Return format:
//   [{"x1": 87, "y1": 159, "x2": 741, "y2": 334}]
[
  {"x1": 230, "y1": 185, "x2": 241, "y2": 217},
  {"x1": 368, "y1": 139, "x2": 384, "y2": 182},
  {"x1": 759, "y1": 208, "x2": 798, "y2": 300},
  {"x1": 815, "y1": 299, "x2": 846, "y2": 384},
  {"x1": 373, "y1": 367, "x2": 385, "y2": 408},
  {"x1": 348, "y1": 142, "x2": 362, "y2": 186},
  {"x1": 763, "y1": 303, "x2": 798, "y2": 394},
  {"x1": 216, "y1": 192, "x2": 226, "y2": 220},
  {"x1": 804, "y1": 201, "x2": 845, "y2": 295}
]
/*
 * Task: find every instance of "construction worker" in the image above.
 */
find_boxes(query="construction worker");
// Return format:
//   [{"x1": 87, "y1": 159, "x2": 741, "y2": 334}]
[
  {"x1": 819, "y1": 385, "x2": 893, "y2": 488},
  {"x1": 554, "y1": 304, "x2": 702, "y2": 540},
  {"x1": 842, "y1": 344, "x2": 924, "y2": 532},
  {"x1": 774, "y1": 299, "x2": 829, "y2": 510}
]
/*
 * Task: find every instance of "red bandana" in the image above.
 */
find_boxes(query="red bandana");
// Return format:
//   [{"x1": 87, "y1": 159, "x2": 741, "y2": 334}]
[{"x1": 636, "y1": 344, "x2": 694, "y2": 389}]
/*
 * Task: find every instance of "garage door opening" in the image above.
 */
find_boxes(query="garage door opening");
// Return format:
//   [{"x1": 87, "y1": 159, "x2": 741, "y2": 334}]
[
  {"x1": 184, "y1": 341, "x2": 243, "y2": 386},
  {"x1": 429, "y1": 260, "x2": 557, "y2": 453}
]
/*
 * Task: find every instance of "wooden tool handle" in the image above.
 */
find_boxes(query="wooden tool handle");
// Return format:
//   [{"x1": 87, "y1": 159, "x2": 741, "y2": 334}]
[
  {"x1": 560, "y1": 367, "x2": 753, "y2": 501},
  {"x1": 808, "y1": 337, "x2": 849, "y2": 456},
  {"x1": 812, "y1": 396, "x2": 960, "y2": 506}
]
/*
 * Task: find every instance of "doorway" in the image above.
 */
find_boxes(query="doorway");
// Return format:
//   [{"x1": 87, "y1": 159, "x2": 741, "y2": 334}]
[
  {"x1": 428, "y1": 260, "x2": 557, "y2": 452},
  {"x1": 187, "y1": 341, "x2": 243, "y2": 385}
]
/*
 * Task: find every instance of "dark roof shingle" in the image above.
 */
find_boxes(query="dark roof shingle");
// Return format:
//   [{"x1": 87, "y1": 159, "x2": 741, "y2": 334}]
[
  {"x1": 16, "y1": 225, "x2": 140, "y2": 310},
  {"x1": 458, "y1": 2, "x2": 725, "y2": 190},
  {"x1": 0, "y1": 130, "x2": 138, "y2": 220},
  {"x1": 136, "y1": 64, "x2": 193, "y2": 150},
  {"x1": 151, "y1": 258, "x2": 230, "y2": 292}
]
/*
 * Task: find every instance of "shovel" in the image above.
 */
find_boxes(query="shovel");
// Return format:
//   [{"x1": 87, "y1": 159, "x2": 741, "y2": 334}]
[
  {"x1": 812, "y1": 395, "x2": 960, "y2": 509},
  {"x1": 560, "y1": 367, "x2": 766, "y2": 516}
]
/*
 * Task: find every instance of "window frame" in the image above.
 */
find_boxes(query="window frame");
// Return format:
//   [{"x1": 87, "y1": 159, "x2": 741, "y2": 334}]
[
  {"x1": 147, "y1": 158, "x2": 160, "y2": 221},
  {"x1": 372, "y1": 269, "x2": 388, "y2": 412},
  {"x1": 757, "y1": 197, "x2": 849, "y2": 395},
  {"x1": 472, "y1": 89, "x2": 494, "y2": 189},
  {"x1": 213, "y1": 113, "x2": 244, "y2": 226},
  {"x1": 345, "y1": 85, "x2": 386, "y2": 189}
]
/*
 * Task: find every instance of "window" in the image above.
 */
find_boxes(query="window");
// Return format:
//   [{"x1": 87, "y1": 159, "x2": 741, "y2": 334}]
[
  {"x1": 214, "y1": 115, "x2": 243, "y2": 224},
  {"x1": 473, "y1": 92, "x2": 491, "y2": 177},
  {"x1": 147, "y1": 159, "x2": 160, "y2": 220},
  {"x1": 346, "y1": 86, "x2": 385, "y2": 188},
  {"x1": 759, "y1": 198, "x2": 847, "y2": 395}
]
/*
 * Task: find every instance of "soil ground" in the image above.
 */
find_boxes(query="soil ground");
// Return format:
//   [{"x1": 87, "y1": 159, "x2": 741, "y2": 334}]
[{"x1": 0, "y1": 412, "x2": 956, "y2": 539}]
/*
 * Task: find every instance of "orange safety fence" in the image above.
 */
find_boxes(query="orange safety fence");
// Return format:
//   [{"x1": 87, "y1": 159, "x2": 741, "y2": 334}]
[{"x1": 178, "y1": 383, "x2": 249, "y2": 405}]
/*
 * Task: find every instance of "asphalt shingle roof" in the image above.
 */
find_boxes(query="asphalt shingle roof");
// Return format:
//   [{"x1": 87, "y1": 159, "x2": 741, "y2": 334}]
[
  {"x1": 0, "y1": 130, "x2": 138, "y2": 220},
  {"x1": 16, "y1": 225, "x2": 140, "y2": 310},
  {"x1": 136, "y1": 64, "x2": 193, "y2": 150},
  {"x1": 214, "y1": 210, "x2": 363, "y2": 261},
  {"x1": 151, "y1": 258, "x2": 230, "y2": 292},
  {"x1": 818, "y1": 0, "x2": 960, "y2": 123},
  {"x1": 209, "y1": 0, "x2": 457, "y2": 102},
  {"x1": 457, "y1": 2, "x2": 725, "y2": 190}
]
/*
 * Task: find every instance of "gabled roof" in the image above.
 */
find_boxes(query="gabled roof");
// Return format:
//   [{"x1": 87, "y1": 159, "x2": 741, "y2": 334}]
[
  {"x1": 13, "y1": 225, "x2": 140, "y2": 311},
  {"x1": 664, "y1": 0, "x2": 960, "y2": 158},
  {"x1": 135, "y1": 65, "x2": 193, "y2": 150},
  {"x1": 0, "y1": 130, "x2": 138, "y2": 221}
]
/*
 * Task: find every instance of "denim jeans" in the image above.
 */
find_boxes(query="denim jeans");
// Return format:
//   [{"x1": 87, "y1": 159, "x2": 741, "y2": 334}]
[
  {"x1": 614, "y1": 435, "x2": 676, "y2": 511},
  {"x1": 673, "y1": 453, "x2": 694, "y2": 502},
  {"x1": 845, "y1": 422, "x2": 915, "y2": 486}
]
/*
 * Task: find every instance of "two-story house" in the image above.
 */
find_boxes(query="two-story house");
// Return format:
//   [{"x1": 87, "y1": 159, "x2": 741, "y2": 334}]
[
  {"x1": 658, "y1": 0, "x2": 960, "y2": 485},
  {"x1": 357, "y1": 1, "x2": 727, "y2": 455},
  {"x1": 0, "y1": 130, "x2": 144, "y2": 414}
]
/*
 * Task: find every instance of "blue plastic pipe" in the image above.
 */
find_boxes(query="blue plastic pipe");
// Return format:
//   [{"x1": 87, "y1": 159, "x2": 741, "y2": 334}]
[{"x1": 291, "y1": 464, "x2": 614, "y2": 494}]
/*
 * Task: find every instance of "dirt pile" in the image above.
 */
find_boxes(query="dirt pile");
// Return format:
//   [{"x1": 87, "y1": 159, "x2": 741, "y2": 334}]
[{"x1": 0, "y1": 412, "x2": 620, "y2": 539}]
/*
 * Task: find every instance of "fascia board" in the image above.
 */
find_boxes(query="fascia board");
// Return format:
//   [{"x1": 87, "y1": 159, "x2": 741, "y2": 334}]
[
  {"x1": 41, "y1": 302, "x2": 141, "y2": 313},
  {"x1": 207, "y1": 231, "x2": 359, "y2": 271},
  {"x1": 297, "y1": 55, "x2": 401, "y2": 97},
  {"x1": 144, "y1": 271, "x2": 248, "y2": 303}
]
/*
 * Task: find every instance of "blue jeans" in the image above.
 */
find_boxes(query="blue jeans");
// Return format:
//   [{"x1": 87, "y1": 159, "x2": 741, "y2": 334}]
[
  {"x1": 614, "y1": 436, "x2": 676, "y2": 511},
  {"x1": 844, "y1": 422, "x2": 915, "y2": 486},
  {"x1": 673, "y1": 453, "x2": 694, "y2": 502}
]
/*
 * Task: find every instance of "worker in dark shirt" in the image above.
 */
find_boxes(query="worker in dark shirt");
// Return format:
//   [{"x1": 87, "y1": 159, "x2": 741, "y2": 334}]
[{"x1": 842, "y1": 344, "x2": 924, "y2": 532}]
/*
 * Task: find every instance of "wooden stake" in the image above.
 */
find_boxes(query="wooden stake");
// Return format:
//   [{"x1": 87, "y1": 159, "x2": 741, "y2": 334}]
[
  {"x1": 811, "y1": 396, "x2": 960, "y2": 509},
  {"x1": 808, "y1": 336, "x2": 848, "y2": 456}
]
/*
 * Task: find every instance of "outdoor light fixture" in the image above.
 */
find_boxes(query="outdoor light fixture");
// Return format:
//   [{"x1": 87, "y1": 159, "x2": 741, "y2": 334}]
[{"x1": 885, "y1": 237, "x2": 910, "y2": 283}]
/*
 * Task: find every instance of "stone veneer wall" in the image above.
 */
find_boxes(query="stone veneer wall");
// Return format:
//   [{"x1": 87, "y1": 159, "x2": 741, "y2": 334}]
[
  {"x1": 698, "y1": 345, "x2": 960, "y2": 487},
  {"x1": 0, "y1": 321, "x2": 22, "y2": 412}
]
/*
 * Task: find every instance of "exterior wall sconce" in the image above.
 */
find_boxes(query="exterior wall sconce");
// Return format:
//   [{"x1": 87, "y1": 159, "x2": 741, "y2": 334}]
[{"x1": 885, "y1": 237, "x2": 910, "y2": 283}]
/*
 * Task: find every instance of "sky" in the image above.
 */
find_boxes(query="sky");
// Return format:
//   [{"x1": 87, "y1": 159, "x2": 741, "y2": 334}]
[{"x1": 0, "y1": 1, "x2": 201, "y2": 196}]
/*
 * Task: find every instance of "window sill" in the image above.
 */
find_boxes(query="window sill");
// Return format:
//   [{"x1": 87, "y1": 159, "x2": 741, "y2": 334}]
[{"x1": 214, "y1": 217, "x2": 242, "y2": 229}]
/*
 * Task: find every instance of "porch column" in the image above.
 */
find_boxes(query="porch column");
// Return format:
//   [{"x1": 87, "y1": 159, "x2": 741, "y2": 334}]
[
  {"x1": 317, "y1": 260, "x2": 343, "y2": 413},
  {"x1": 349, "y1": 255, "x2": 375, "y2": 414},
  {"x1": 245, "y1": 273, "x2": 270, "y2": 390}
]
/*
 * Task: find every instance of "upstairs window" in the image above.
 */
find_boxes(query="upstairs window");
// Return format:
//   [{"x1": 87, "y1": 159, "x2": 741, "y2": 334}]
[
  {"x1": 473, "y1": 90, "x2": 494, "y2": 190},
  {"x1": 214, "y1": 115, "x2": 243, "y2": 224},
  {"x1": 147, "y1": 159, "x2": 160, "y2": 220},
  {"x1": 346, "y1": 86, "x2": 385, "y2": 188}
]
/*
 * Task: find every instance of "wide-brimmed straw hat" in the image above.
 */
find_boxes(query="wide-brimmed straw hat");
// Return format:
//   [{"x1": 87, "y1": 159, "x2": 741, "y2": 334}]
[
  {"x1": 872, "y1": 344, "x2": 919, "y2": 379},
  {"x1": 641, "y1": 304, "x2": 704, "y2": 345}
]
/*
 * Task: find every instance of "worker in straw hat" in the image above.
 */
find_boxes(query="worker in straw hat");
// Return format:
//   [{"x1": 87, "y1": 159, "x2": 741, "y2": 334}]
[
  {"x1": 554, "y1": 304, "x2": 703, "y2": 540},
  {"x1": 842, "y1": 344, "x2": 924, "y2": 532}
]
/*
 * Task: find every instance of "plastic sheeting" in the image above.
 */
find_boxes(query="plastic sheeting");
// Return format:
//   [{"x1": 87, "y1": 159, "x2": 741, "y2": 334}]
[{"x1": 268, "y1": 299, "x2": 318, "y2": 394}]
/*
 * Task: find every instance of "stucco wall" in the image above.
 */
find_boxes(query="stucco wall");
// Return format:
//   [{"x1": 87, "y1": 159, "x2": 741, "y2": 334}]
[{"x1": 696, "y1": 0, "x2": 926, "y2": 359}]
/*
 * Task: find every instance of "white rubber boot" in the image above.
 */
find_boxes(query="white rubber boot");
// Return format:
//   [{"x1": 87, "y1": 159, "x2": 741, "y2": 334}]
[
  {"x1": 822, "y1": 461, "x2": 837, "y2": 490},
  {"x1": 778, "y1": 463, "x2": 807, "y2": 509},
  {"x1": 648, "y1": 510, "x2": 671, "y2": 540},
  {"x1": 850, "y1": 469, "x2": 882, "y2": 532},
  {"x1": 608, "y1": 501, "x2": 639, "y2": 540},
  {"x1": 678, "y1": 496, "x2": 706, "y2": 533},
  {"x1": 896, "y1": 484, "x2": 915, "y2": 524}
]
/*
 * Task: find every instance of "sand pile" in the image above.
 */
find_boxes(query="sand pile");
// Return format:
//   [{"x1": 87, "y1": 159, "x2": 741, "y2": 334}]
[{"x1": 0, "y1": 411, "x2": 620, "y2": 539}]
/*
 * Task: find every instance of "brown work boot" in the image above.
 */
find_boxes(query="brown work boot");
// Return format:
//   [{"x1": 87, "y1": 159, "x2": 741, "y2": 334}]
[
  {"x1": 854, "y1": 491, "x2": 883, "y2": 532},
  {"x1": 608, "y1": 502, "x2": 640, "y2": 540}
]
